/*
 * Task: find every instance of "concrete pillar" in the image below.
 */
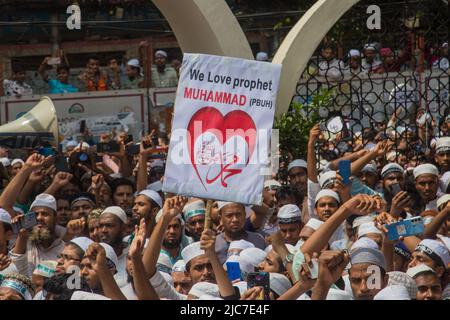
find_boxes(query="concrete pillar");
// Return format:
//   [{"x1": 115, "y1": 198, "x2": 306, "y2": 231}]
[
  {"x1": 151, "y1": 0, "x2": 253, "y2": 59},
  {"x1": 272, "y1": 0, "x2": 361, "y2": 116}
]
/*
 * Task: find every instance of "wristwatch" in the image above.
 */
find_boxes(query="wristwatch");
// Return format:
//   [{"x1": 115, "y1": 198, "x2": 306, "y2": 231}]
[{"x1": 283, "y1": 253, "x2": 294, "y2": 268}]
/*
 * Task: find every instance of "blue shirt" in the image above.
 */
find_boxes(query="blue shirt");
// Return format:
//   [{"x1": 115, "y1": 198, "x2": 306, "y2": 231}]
[{"x1": 48, "y1": 80, "x2": 79, "y2": 94}]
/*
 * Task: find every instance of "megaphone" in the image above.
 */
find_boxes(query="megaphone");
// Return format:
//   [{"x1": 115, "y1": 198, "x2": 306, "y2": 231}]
[{"x1": 0, "y1": 96, "x2": 58, "y2": 149}]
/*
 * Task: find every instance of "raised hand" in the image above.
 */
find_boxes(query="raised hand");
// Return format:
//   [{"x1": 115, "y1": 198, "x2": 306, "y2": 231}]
[
  {"x1": 309, "y1": 124, "x2": 321, "y2": 145},
  {"x1": 240, "y1": 286, "x2": 264, "y2": 300},
  {"x1": 85, "y1": 242, "x2": 108, "y2": 272},
  {"x1": 200, "y1": 229, "x2": 216, "y2": 255},
  {"x1": 91, "y1": 174, "x2": 105, "y2": 191},
  {"x1": 25, "y1": 153, "x2": 47, "y2": 170},
  {"x1": 389, "y1": 191, "x2": 411, "y2": 217},
  {"x1": 130, "y1": 218, "x2": 146, "y2": 260},
  {"x1": 66, "y1": 218, "x2": 86, "y2": 237},
  {"x1": 343, "y1": 194, "x2": 382, "y2": 216},
  {"x1": 29, "y1": 169, "x2": 45, "y2": 183},
  {"x1": 52, "y1": 171, "x2": 73, "y2": 188},
  {"x1": 162, "y1": 196, "x2": 188, "y2": 220},
  {"x1": 316, "y1": 250, "x2": 349, "y2": 287}
]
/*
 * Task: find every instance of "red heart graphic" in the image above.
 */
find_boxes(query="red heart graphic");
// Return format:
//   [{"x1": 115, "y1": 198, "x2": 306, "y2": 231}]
[{"x1": 187, "y1": 107, "x2": 256, "y2": 190}]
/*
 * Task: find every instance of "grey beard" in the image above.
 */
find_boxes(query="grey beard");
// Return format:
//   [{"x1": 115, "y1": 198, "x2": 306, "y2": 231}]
[{"x1": 29, "y1": 226, "x2": 53, "y2": 244}]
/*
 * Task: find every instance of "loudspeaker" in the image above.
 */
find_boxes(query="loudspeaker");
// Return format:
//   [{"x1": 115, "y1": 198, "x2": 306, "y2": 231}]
[{"x1": 0, "y1": 96, "x2": 58, "y2": 148}]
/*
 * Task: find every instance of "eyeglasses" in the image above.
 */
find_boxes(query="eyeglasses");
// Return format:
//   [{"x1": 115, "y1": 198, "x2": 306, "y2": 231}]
[{"x1": 57, "y1": 254, "x2": 81, "y2": 262}]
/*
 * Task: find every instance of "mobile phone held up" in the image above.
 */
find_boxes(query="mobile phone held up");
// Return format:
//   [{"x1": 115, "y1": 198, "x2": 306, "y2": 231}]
[
  {"x1": 247, "y1": 272, "x2": 270, "y2": 300},
  {"x1": 386, "y1": 216, "x2": 425, "y2": 241},
  {"x1": 12, "y1": 211, "x2": 38, "y2": 235},
  {"x1": 338, "y1": 159, "x2": 351, "y2": 185},
  {"x1": 226, "y1": 261, "x2": 242, "y2": 282},
  {"x1": 389, "y1": 183, "x2": 402, "y2": 197},
  {"x1": 97, "y1": 141, "x2": 120, "y2": 153}
]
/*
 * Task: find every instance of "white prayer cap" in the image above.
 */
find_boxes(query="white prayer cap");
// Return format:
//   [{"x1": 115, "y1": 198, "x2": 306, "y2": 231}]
[
  {"x1": 406, "y1": 264, "x2": 436, "y2": 278},
  {"x1": 350, "y1": 247, "x2": 386, "y2": 270},
  {"x1": 127, "y1": 58, "x2": 141, "y2": 69},
  {"x1": 326, "y1": 288, "x2": 353, "y2": 300},
  {"x1": 318, "y1": 170, "x2": 337, "y2": 188},
  {"x1": 229, "y1": 240, "x2": 255, "y2": 252},
  {"x1": 66, "y1": 140, "x2": 78, "y2": 148},
  {"x1": 357, "y1": 222, "x2": 382, "y2": 239},
  {"x1": 351, "y1": 237, "x2": 379, "y2": 251},
  {"x1": 13, "y1": 206, "x2": 24, "y2": 215},
  {"x1": 198, "y1": 294, "x2": 223, "y2": 300},
  {"x1": 349, "y1": 49, "x2": 361, "y2": 57},
  {"x1": 224, "y1": 254, "x2": 254, "y2": 275},
  {"x1": 99, "y1": 242, "x2": 119, "y2": 269},
  {"x1": 442, "y1": 42, "x2": 449, "y2": 48},
  {"x1": 352, "y1": 215, "x2": 375, "y2": 228},
  {"x1": 314, "y1": 189, "x2": 340, "y2": 205},
  {"x1": 181, "y1": 242, "x2": 205, "y2": 264},
  {"x1": 70, "y1": 237, "x2": 94, "y2": 253},
  {"x1": 189, "y1": 282, "x2": 220, "y2": 299},
  {"x1": 0, "y1": 158, "x2": 10, "y2": 167},
  {"x1": 381, "y1": 163, "x2": 404, "y2": 179},
  {"x1": 155, "y1": 209, "x2": 183, "y2": 225},
  {"x1": 415, "y1": 239, "x2": 450, "y2": 268},
  {"x1": 305, "y1": 218, "x2": 324, "y2": 231},
  {"x1": 387, "y1": 271, "x2": 417, "y2": 299},
  {"x1": 11, "y1": 159, "x2": 24, "y2": 166},
  {"x1": 151, "y1": 159, "x2": 165, "y2": 168},
  {"x1": 256, "y1": 52, "x2": 269, "y2": 61},
  {"x1": 363, "y1": 43, "x2": 377, "y2": 51},
  {"x1": 233, "y1": 281, "x2": 248, "y2": 295},
  {"x1": 182, "y1": 199, "x2": 206, "y2": 221},
  {"x1": 155, "y1": 50, "x2": 168, "y2": 58},
  {"x1": 240, "y1": 248, "x2": 267, "y2": 267},
  {"x1": 31, "y1": 193, "x2": 57, "y2": 212},
  {"x1": 413, "y1": 163, "x2": 439, "y2": 179},
  {"x1": 217, "y1": 201, "x2": 243, "y2": 211},
  {"x1": 161, "y1": 271, "x2": 174, "y2": 287},
  {"x1": 437, "y1": 234, "x2": 450, "y2": 252},
  {"x1": 437, "y1": 195, "x2": 450, "y2": 212},
  {"x1": 361, "y1": 163, "x2": 378, "y2": 175},
  {"x1": 277, "y1": 204, "x2": 301, "y2": 223},
  {"x1": 33, "y1": 260, "x2": 57, "y2": 278},
  {"x1": 435, "y1": 137, "x2": 450, "y2": 154},
  {"x1": 0, "y1": 208, "x2": 11, "y2": 224},
  {"x1": 147, "y1": 180, "x2": 163, "y2": 192},
  {"x1": 172, "y1": 260, "x2": 186, "y2": 273},
  {"x1": 374, "y1": 285, "x2": 410, "y2": 300},
  {"x1": 264, "y1": 244, "x2": 295, "y2": 254},
  {"x1": 157, "y1": 252, "x2": 173, "y2": 271},
  {"x1": 264, "y1": 179, "x2": 281, "y2": 189},
  {"x1": 287, "y1": 159, "x2": 307, "y2": 172},
  {"x1": 269, "y1": 273, "x2": 292, "y2": 297},
  {"x1": 101, "y1": 206, "x2": 128, "y2": 224},
  {"x1": 439, "y1": 171, "x2": 450, "y2": 193},
  {"x1": 71, "y1": 291, "x2": 110, "y2": 300},
  {"x1": 138, "y1": 189, "x2": 163, "y2": 208},
  {"x1": 77, "y1": 142, "x2": 90, "y2": 150}
]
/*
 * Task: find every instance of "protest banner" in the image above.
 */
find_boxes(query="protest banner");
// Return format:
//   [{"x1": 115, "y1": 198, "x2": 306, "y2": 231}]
[{"x1": 162, "y1": 53, "x2": 281, "y2": 205}]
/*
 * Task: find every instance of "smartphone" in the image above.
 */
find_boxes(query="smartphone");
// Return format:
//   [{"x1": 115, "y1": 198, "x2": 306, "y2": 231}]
[
  {"x1": 386, "y1": 217, "x2": 425, "y2": 241},
  {"x1": 124, "y1": 134, "x2": 133, "y2": 144},
  {"x1": 47, "y1": 57, "x2": 61, "y2": 65},
  {"x1": 55, "y1": 156, "x2": 70, "y2": 172},
  {"x1": 338, "y1": 159, "x2": 351, "y2": 185},
  {"x1": 12, "y1": 211, "x2": 38, "y2": 235},
  {"x1": 226, "y1": 261, "x2": 242, "y2": 282},
  {"x1": 151, "y1": 136, "x2": 159, "y2": 146},
  {"x1": 390, "y1": 183, "x2": 402, "y2": 197},
  {"x1": 126, "y1": 143, "x2": 140, "y2": 156},
  {"x1": 79, "y1": 120, "x2": 86, "y2": 134},
  {"x1": 247, "y1": 272, "x2": 270, "y2": 300},
  {"x1": 38, "y1": 147, "x2": 55, "y2": 157},
  {"x1": 97, "y1": 141, "x2": 120, "y2": 153}
]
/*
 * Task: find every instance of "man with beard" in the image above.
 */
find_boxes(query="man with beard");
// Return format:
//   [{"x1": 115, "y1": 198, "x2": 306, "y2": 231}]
[
  {"x1": 151, "y1": 50, "x2": 178, "y2": 88},
  {"x1": 434, "y1": 137, "x2": 450, "y2": 173},
  {"x1": 27, "y1": 193, "x2": 65, "y2": 275},
  {"x1": 215, "y1": 202, "x2": 266, "y2": 264},
  {"x1": 110, "y1": 178, "x2": 135, "y2": 211},
  {"x1": 379, "y1": 163, "x2": 409, "y2": 213},
  {"x1": 182, "y1": 199, "x2": 205, "y2": 242},
  {"x1": 132, "y1": 189, "x2": 162, "y2": 238},
  {"x1": 317, "y1": 45, "x2": 345, "y2": 81},
  {"x1": 55, "y1": 237, "x2": 93, "y2": 274},
  {"x1": 80, "y1": 242, "x2": 126, "y2": 299},
  {"x1": 408, "y1": 239, "x2": 450, "y2": 282},
  {"x1": 287, "y1": 159, "x2": 308, "y2": 202},
  {"x1": 413, "y1": 164, "x2": 440, "y2": 211},
  {"x1": 277, "y1": 204, "x2": 303, "y2": 246},
  {"x1": 159, "y1": 213, "x2": 184, "y2": 268},
  {"x1": 98, "y1": 206, "x2": 129, "y2": 284}
]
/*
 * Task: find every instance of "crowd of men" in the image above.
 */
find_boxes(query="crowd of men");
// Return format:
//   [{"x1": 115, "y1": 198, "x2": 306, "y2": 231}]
[
  {"x1": 0, "y1": 112, "x2": 449, "y2": 301},
  {"x1": 2, "y1": 49, "x2": 179, "y2": 97}
]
